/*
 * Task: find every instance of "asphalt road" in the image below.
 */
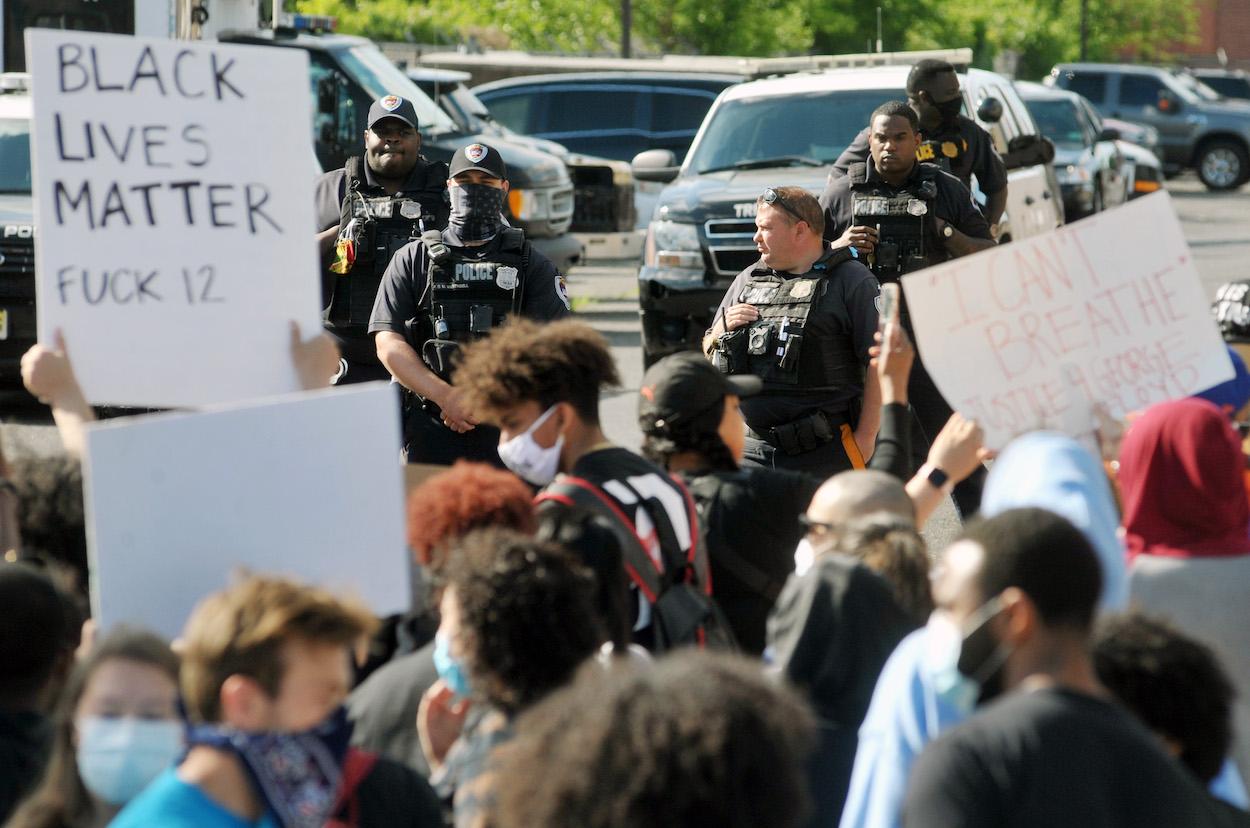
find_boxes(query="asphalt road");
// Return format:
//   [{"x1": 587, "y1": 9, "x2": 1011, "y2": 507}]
[{"x1": 4, "y1": 173, "x2": 1248, "y2": 548}]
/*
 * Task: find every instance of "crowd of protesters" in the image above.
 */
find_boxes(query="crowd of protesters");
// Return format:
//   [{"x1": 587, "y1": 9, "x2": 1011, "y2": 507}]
[{"x1": 5, "y1": 285, "x2": 1250, "y2": 828}]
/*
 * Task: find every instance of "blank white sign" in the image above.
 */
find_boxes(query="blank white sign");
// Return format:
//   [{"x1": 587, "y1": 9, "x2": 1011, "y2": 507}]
[{"x1": 83, "y1": 383, "x2": 409, "y2": 639}]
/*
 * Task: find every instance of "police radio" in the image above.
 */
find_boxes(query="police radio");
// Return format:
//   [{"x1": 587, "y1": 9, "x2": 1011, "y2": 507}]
[{"x1": 852, "y1": 194, "x2": 931, "y2": 279}]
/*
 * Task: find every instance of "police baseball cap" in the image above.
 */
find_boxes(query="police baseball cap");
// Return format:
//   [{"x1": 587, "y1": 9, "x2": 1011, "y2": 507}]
[
  {"x1": 367, "y1": 95, "x2": 419, "y2": 131},
  {"x1": 639, "y1": 351, "x2": 761, "y2": 432},
  {"x1": 450, "y1": 142, "x2": 507, "y2": 180}
]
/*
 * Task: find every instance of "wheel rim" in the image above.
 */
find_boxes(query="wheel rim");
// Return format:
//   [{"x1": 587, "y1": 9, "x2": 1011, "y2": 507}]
[{"x1": 1202, "y1": 148, "x2": 1242, "y2": 188}]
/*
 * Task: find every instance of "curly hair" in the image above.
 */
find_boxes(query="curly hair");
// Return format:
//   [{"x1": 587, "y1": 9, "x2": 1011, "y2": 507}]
[
  {"x1": 406, "y1": 461, "x2": 537, "y2": 572},
  {"x1": 1093, "y1": 613, "x2": 1235, "y2": 784},
  {"x1": 445, "y1": 528, "x2": 603, "y2": 715},
  {"x1": 491, "y1": 651, "x2": 815, "y2": 828},
  {"x1": 453, "y1": 319, "x2": 620, "y2": 425},
  {"x1": 834, "y1": 514, "x2": 933, "y2": 625}
]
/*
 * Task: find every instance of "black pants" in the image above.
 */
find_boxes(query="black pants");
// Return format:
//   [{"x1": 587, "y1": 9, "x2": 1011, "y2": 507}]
[
  {"x1": 402, "y1": 400, "x2": 503, "y2": 467},
  {"x1": 741, "y1": 421, "x2": 864, "y2": 481},
  {"x1": 907, "y1": 356, "x2": 985, "y2": 518}
]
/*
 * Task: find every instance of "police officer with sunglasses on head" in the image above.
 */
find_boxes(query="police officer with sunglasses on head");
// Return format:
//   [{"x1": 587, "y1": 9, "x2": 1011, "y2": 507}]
[{"x1": 702, "y1": 186, "x2": 882, "y2": 480}]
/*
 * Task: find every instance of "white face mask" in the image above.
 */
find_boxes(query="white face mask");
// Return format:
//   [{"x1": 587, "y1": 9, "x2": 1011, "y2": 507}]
[
  {"x1": 76, "y1": 716, "x2": 183, "y2": 805},
  {"x1": 497, "y1": 404, "x2": 565, "y2": 486}
]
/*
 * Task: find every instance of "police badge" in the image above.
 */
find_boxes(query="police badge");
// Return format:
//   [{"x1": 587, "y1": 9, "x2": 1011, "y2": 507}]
[
  {"x1": 496, "y1": 266, "x2": 519, "y2": 290},
  {"x1": 400, "y1": 201, "x2": 423, "y2": 219},
  {"x1": 906, "y1": 199, "x2": 928, "y2": 216},
  {"x1": 791, "y1": 280, "x2": 815, "y2": 299}
]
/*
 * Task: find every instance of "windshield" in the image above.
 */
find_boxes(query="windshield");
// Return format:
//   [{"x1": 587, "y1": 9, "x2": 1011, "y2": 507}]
[
  {"x1": 340, "y1": 46, "x2": 456, "y2": 132},
  {"x1": 687, "y1": 88, "x2": 897, "y2": 174},
  {"x1": 1169, "y1": 71, "x2": 1220, "y2": 103},
  {"x1": 0, "y1": 118, "x2": 32, "y2": 194},
  {"x1": 1023, "y1": 98, "x2": 1087, "y2": 147}
]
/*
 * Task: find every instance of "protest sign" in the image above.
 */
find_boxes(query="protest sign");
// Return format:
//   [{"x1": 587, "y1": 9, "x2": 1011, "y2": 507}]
[
  {"x1": 83, "y1": 383, "x2": 408, "y2": 639},
  {"x1": 903, "y1": 192, "x2": 1232, "y2": 448},
  {"x1": 26, "y1": 29, "x2": 319, "y2": 407}
]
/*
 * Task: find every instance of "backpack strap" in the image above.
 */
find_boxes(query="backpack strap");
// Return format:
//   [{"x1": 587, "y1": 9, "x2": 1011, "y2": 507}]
[
  {"x1": 684, "y1": 475, "x2": 784, "y2": 602},
  {"x1": 327, "y1": 747, "x2": 379, "y2": 828}
]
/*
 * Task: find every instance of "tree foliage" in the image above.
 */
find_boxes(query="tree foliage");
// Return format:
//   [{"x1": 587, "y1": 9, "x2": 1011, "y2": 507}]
[{"x1": 296, "y1": 0, "x2": 1201, "y2": 80}]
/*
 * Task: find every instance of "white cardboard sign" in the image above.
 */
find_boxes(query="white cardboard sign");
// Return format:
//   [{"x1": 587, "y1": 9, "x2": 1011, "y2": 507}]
[
  {"x1": 83, "y1": 383, "x2": 408, "y2": 639},
  {"x1": 903, "y1": 192, "x2": 1232, "y2": 448},
  {"x1": 26, "y1": 29, "x2": 320, "y2": 407}
]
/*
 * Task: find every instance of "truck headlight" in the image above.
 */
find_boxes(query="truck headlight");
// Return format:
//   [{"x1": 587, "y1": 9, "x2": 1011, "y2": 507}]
[
  {"x1": 644, "y1": 219, "x2": 702, "y2": 270},
  {"x1": 507, "y1": 188, "x2": 552, "y2": 221},
  {"x1": 1059, "y1": 164, "x2": 1091, "y2": 185}
]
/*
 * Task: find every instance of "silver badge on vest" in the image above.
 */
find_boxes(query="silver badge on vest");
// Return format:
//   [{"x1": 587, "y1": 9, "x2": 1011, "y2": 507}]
[{"x1": 496, "y1": 266, "x2": 519, "y2": 290}]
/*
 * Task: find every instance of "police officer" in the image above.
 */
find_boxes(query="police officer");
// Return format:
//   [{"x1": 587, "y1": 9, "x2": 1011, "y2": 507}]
[
  {"x1": 829, "y1": 59, "x2": 1008, "y2": 235},
  {"x1": 370, "y1": 142, "x2": 571, "y2": 465},
  {"x1": 702, "y1": 186, "x2": 880, "y2": 480},
  {"x1": 315, "y1": 95, "x2": 451, "y2": 385},
  {"x1": 820, "y1": 100, "x2": 994, "y2": 517}
]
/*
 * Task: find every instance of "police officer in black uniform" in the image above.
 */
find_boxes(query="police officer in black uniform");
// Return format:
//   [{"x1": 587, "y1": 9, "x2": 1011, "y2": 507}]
[
  {"x1": 702, "y1": 186, "x2": 881, "y2": 480},
  {"x1": 820, "y1": 100, "x2": 995, "y2": 517},
  {"x1": 314, "y1": 95, "x2": 451, "y2": 385},
  {"x1": 829, "y1": 59, "x2": 1008, "y2": 235},
  {"x1": 370, "y1": 142, "x2": 571, "y2": 465}
]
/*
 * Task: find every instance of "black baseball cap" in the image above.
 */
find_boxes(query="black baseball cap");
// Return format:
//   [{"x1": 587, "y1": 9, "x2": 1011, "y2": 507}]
[
  {"x1": 639, "y1": 352, "x2": 760, "y2": 432},
  {"x1": 450, "y1": 142, "x2": 507, "y2": 180},
  {"x1": 367, "y1": 95, "x2": 419, "y2": 131}
]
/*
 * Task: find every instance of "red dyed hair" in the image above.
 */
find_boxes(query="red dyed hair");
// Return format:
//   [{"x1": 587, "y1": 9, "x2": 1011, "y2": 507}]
[{"x1": 407, "y1": 461, "x2": 537, "y2": 571}]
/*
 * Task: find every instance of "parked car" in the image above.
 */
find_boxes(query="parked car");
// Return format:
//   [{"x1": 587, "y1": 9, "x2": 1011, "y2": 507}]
[
  {"x1": 1048, "y1": 62, "x2": 1250, "y2": 190},
  {"x1": 1016, "y1": 81, "x2": 1127, "y2": 219},
  {"x1": 1188, "y1": 67, "x2": 1250, "y2": 101},
  {"x1": 0, "y1": 71, "x2": 36, "y2": 413},
  {"x1": 630, "y1": 63, "x2": 1064, "y2": 366},
  {"x1": 407, "y1": 65, "x2": 636, "y2": 237}
]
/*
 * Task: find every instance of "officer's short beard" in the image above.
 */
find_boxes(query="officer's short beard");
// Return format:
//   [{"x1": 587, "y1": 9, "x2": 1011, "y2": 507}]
[{"x1": 448, "y1": 183, "x2": 506, "y2": 243}]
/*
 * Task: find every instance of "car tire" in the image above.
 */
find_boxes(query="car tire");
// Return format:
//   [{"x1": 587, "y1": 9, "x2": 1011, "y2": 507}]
[{"x1": 1196, "y1": 139, "x2": 1249, "y2": 191}]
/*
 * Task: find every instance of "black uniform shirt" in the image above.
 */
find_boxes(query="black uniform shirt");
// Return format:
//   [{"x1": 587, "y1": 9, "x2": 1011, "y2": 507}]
[
  {"x1": 829, "y1": 115, "x2": 1007, "y2": 197},
  {"x1": 713, "y1": 246, "x2": 879, "y2": 430},
  {"x1": 369, "y1": 228, "x2": 570, "y2": 341},
  {"x1": 820, "y1": 159, "x2": 992, "y2": 266}
]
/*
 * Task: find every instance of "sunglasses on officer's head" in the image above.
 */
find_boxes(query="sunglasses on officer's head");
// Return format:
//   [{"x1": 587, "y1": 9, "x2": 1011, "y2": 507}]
[{"x1": 762, "y1": 187, "x2": 806, "y2": 224}]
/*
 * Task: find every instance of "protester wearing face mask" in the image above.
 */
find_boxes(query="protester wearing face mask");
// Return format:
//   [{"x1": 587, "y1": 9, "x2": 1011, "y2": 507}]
[
  {"x1": 416, "y1": 529, "x2": 604, "y2": 828},
  {"x1": 454, "y1": 319, "x2": 732, "y2": 653},
  {"x1": 901, "y1": 508, "x2": 1243, "y2": 828},
  {"x1": 371, "y1": 142, "x2": 571, "y2": 467},
  {"x1": 109, "y1": 575, "x2": 426, "y2": 828},
  {"x1": 7, "y1": 629, "x2": 179, "y2": 828}
]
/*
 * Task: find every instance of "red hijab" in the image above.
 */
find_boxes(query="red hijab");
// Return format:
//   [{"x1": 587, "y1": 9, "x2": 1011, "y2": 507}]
[{"x1": 1120, "y1": 397, "x2": 1250, "y2": 560}]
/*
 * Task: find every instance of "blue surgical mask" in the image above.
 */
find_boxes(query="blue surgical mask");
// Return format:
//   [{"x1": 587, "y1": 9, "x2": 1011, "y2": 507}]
[
  {"x1": 184, "y1": 705, "x2": 353, "y2": 828},
  {"x1": 76, "y1": 716, "x2": 183, "y2": 805},
  {"x1": 922, "y1": 613, "x2": 979, "y2": 717},
  {"x1": 433, "y1": 632, "x2": 472, "y2": 699},
  {"x1": 497, "y1": 404, "x2": 564, "y2": 487}
]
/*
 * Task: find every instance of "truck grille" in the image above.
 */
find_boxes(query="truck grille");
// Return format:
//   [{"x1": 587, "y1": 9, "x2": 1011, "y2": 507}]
[
  {"x1": 709, "y1": 247, "x2": 760, "y2": 276},
  {"x1": 705, "y1": 218, "x2": 756, "y2": 238},
  {"x1": 549, "y1": 186, "x2": 574, "y2": 235}
]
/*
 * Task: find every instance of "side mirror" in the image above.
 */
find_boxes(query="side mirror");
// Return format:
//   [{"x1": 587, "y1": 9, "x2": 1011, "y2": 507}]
[
  {"x1": 316, "y1": 76, "x2": 337, "y2": 115},
  {"x1": 631, "y1": 149, "x2": 680, "y2": 183},
  {"x1": 1097, "y1": 126, "x2": 1120, "y2": 142},
  {"x1": 1001, "y1": 134, "x2": 1056, "y2": 169},
  {"x1": 977, "y1": 96, "x2": 1004, "y2": 124}
]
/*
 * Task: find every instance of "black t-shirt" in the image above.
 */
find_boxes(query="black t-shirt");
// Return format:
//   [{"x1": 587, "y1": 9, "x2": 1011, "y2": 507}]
[
  {"x1": 829, "y1": 116, "x2": 1008, "y2": 196},
  {"x1": 902, "y1": 688, "x2": 1250, "y2": 828},
  {"x1": 0, "y1": 709, "x2": 51, "y2": 824},
  {"x1": 712, "y1": 247, "x2": 880, "y2": 431},
  {"x1": 679, "y1": 466, "x2": 819, "y2": 655},
  {"x1": 820, "y1": 160, "x2": 992, "y2": 260},
  {"x1": 340, "y1": 753, "x2": 444, "y2": 828},
  {"x1": 368, "y1": 230, "x2": 571, "y2": 341}
]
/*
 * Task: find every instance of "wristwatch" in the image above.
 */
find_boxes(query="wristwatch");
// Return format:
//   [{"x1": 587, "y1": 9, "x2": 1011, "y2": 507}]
[{"x1": 918, "y1": 462, "x2": 953, "y2": 494}]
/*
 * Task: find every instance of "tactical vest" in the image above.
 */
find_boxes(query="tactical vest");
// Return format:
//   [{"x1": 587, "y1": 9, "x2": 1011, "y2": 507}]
[
  {"x1": 720, "y1": 251, "x2": 861, "y2": 393},
  {"x1": 416, "y1": 228, "x2": 529, "y2": 381},
  {"x1": 849, "y1": 162, "x2": 940, "y2": 281},
  {"x1": 330, "y1": 156, "x2": 449, "y2": 327}
]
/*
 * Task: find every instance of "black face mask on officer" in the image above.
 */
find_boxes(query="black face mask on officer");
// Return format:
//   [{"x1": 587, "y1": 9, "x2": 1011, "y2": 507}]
[
  {"x1": 448, "y1": 182, "x2": 505, "y2": 243},
  {"x1": 934, "y1": 95, "x2": 963, "y2": 126}
]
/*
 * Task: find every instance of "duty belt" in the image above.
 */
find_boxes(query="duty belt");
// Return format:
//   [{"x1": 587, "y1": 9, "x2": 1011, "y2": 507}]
[{"x1": 747, "y1": 409, "x2": 847, "y2": 456}]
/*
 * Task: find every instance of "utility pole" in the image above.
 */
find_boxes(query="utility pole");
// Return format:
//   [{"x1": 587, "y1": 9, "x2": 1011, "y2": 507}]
[
  {"x1": 876, "y1": 7, "x2": 883, "y2": 53},
  {"x1": 1079, "y1": 0, "x2": 1089, "y2": 61},
  {"x1": 621, "y1": 0, "x2": 632, "y2": 58}
]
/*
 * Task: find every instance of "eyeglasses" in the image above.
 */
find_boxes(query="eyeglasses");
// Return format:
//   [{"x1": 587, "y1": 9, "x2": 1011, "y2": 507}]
[
  {"x1": 798, "y1": 514, "x2": 837, "y2": 535},
  {"x1": 762, "y1": 187, "x2": 806, "y2": 224}
]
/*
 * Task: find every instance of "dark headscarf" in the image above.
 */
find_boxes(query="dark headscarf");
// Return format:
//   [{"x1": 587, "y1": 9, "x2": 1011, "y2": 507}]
[{"x1": 1119, "y1": 397, "x2": 1250, "y2": 561}]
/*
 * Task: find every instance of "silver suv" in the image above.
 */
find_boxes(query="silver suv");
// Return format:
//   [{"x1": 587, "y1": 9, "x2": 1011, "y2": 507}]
[{"x1": 1049, "y1": 62, "x2": 1250, "y2": 190}]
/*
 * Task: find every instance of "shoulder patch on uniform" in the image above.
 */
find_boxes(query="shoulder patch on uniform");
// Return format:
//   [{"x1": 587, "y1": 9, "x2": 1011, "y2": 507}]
[
  {"x1": 496, "y1": 265, "x2": 519, "y2": 290},
  {"x1": 556, "y1": 274, "x2": 571, "y2": 309}
]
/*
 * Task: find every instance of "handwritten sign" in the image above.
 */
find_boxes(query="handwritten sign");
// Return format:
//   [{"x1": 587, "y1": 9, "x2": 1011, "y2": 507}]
[
  {"x1": 83, "y1": 383, "x2": 408, "y2": 639},
  {"x1": 903, "y1": 192, "x2": 1232, "y2": 448},
  {"x1": 26, "y1": 29, "x2": 319, "y2": 407}
]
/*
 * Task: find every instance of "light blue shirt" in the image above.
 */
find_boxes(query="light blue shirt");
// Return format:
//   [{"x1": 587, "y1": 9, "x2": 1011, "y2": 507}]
[{"x1": 109, "y1": 768, "x2": 279, "y2": 828}]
